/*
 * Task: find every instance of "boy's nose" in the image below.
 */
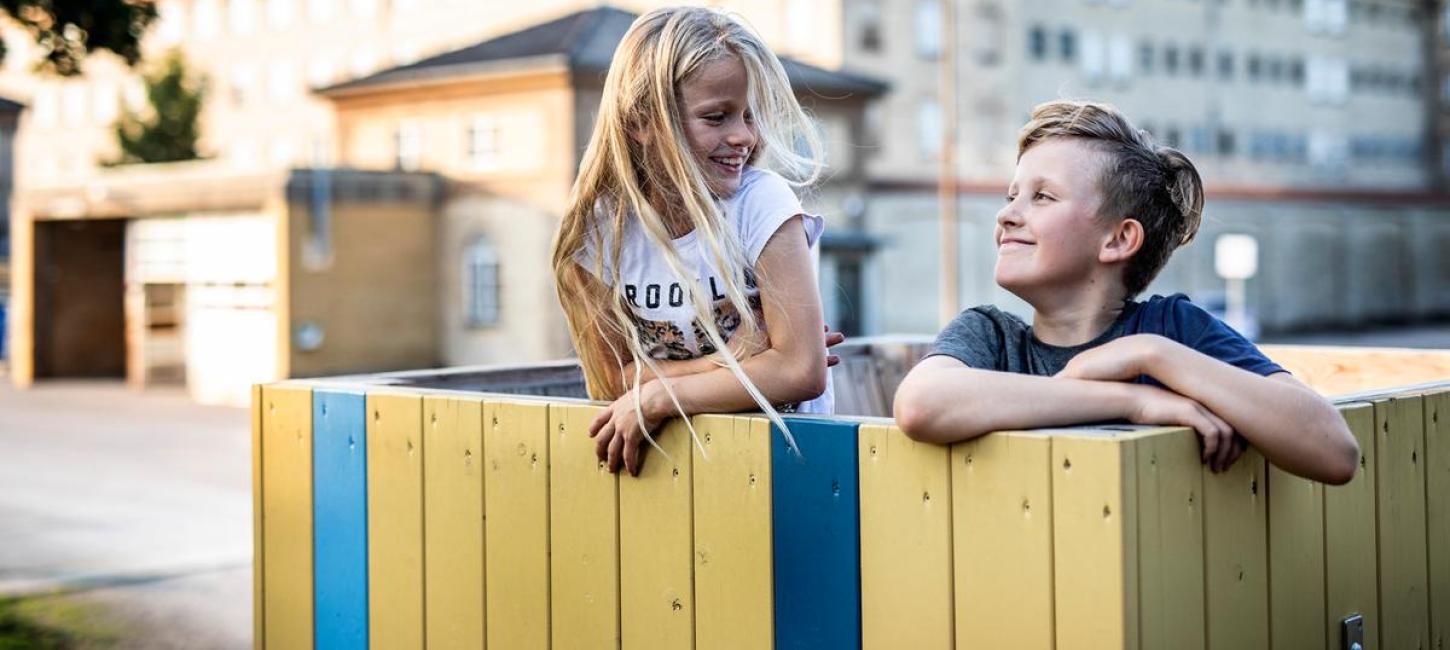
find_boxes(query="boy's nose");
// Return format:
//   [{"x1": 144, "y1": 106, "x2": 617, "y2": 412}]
[{"x1": 996, "y1": 203, "x2": 1022, "y2": 228}]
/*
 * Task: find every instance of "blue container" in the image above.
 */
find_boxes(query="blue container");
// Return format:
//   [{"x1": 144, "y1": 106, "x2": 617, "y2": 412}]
[{"x1": 0, "y1": 299, "x2": 8, "y2": 360}]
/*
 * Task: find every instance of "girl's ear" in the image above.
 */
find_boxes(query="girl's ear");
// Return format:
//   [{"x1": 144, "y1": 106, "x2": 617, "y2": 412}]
[{"x1": 1100, "y1": 217, "x2": 1144, "y2": 264}]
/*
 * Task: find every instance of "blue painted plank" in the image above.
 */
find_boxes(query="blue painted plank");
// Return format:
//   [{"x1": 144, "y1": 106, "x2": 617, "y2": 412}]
[
  {"x1": 313, "y1": 390, "x2": 369, "y2": 650},
  {"x1": 772, "y1": 417, "x2": 862, "y2": 650}
]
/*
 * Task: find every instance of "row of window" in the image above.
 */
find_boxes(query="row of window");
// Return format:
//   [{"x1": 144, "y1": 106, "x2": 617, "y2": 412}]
[
  {"x1": 158, "y1": 0, "x2": 434, "y2": 42},
  {"x1": 392, "y1": 117, "x2": 503, "y2": 173}
]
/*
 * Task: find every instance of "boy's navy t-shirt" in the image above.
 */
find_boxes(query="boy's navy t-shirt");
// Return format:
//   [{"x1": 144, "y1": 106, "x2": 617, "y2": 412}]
[{"x1": 928, "y1": 294, "x2": 1286, "y2": 380}]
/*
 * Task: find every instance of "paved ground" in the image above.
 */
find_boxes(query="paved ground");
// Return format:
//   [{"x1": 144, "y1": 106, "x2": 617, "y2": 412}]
[{"x1": 0, "y1": 380, "x2": 251, "y2": 649}]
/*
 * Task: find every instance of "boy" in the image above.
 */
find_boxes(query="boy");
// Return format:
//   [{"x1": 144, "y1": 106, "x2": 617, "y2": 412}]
[{"x1": 893, "y1": 101, "x2": 1359, "y2": 484}]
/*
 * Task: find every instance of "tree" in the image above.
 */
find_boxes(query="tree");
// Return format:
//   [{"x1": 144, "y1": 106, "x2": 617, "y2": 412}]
[
  {"x1": 109, "y1": 51, "x2": 205, "y2": 165},
  {"x1": 0, "y1": 0, "x2": 158, "y2": 76}
]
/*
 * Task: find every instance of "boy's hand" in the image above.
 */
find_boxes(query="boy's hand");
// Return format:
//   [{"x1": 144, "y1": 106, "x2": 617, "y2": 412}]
[
  {"x1": 825, "y1": 324, "x2": 845, "y2": 367},
  {"x1": 589, "y1": 383, "x2": 667, "y2": 476},
  {"x1": 1128, "y1": 384, "x2": 1244, "y2": 473},
  {"x1": 1056, "y1": 334, "x2": 1166, "y2": 382}
]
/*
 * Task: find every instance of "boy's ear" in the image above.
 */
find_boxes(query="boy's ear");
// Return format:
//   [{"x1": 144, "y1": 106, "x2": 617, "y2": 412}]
[{"x1": 1099, "y1": 218, "x2": 1144, "y2": 264}]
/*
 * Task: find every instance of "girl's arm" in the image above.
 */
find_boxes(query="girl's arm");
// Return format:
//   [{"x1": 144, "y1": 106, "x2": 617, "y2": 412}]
[{"x1": 590, "y1": 216, "x2": 828, "y2": 474}]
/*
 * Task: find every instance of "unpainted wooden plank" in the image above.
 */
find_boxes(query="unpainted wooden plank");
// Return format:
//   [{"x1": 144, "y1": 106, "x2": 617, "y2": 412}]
[
  {"x1": 693, "y1": 415, "x2": 773, "y2": 650},
  {"x1": 260, "y1": 385, "x2": 314, "y2": 650},
  {"x1": 620, "y1": 416, "x2": 695, "y2": 649},
  {"x1": 953, "y1": 431, "x2": 1053, "y2": 650},
  {"x1": 1325, "y1": 404, "x2": 1380, "y2": 649},
  {"x1": 858, "y1": 423, "x2": 952, "y2": 649},
  {"x1": 549, "y1": 403, "x2": 619, "y2": 650},
  {"x1": 1052, "y1": 433, "x2": 1138, "y2": 650},
  {"x1": 483, "y1": 400, "x2": 551, "y2": 650},
  {"x1": 1375, "y1": 396, "x2": 1430, "y2": 650},
  {"x1": 366, "y1": 393, "x2": 425, "y2": 650},
  {"x1": 1202, "y1": 449, "x2": 1268, "y2": 650},
  {"x1": 423, "y1": 395, "x2": 486, "y2": 650}
]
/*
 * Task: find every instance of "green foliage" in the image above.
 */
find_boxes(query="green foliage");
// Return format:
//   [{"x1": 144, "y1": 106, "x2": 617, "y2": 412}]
[
  {"x1": 109, "y1": 52, "x2": 206, "y2": 165},
  {"x1": 0, "y1": 0, "x2": 158, "y2": 76}
]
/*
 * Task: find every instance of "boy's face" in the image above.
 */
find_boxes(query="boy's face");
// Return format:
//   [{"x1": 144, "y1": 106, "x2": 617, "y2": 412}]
[
  {"x1": 678, "y1": 55, "x2": 758, "y2": 198},
  {"x1": 994, "y1": 138, "x2": 1114, "y2": 298}
]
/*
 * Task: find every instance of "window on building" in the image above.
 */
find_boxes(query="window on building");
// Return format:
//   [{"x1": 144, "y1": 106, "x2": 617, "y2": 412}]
[
  {"x1": 1217, "y1": 51, "x2": 1234, "y2": 80},
  {"x1": 158, "y1": 1, "x2": 186, "y2": 44},
  {"x1": 1267, "y1": 57, "x2": 1283, "y2": 83},
  {"x1": 1029, "y1": 26, "x2": 1048, "y2": 61},
  {"x1": 1060, "y1": 29, "x2": 1077, "y2": 63},
  {"x1": 464, "y1": 238, "x2": 501, "y2": 327},
  {"x1": 307, "y1": 58, "x2": 335, "y2": 88},
  {"x1": 349, "y1": 0, "x2": 378, "y2": 19},
  {"x1": 395, "y1": 120, "x2": 422, "y2": 171},
  {"x1": 467, "y1": 116, "x2": 501, "y2": 170},
  {"x1": 194, "y1": 0, "x2": 221, "y2": 39},
  {"x1": 268, "y1": 0, "x2": 294, "y2": 28},
  {"x1": 1247, "y1": 54, "x2": 1261, "y2": 81},
  {"x1": 859, "y1": 0, "x2": 884, "y2": 53},
  {"x1": 971, "y1": 2, "x2": 1003, "y2": 65},
  {"x1": 1289, "y1": 58, "x2": 1305, "y2": 86},
  {"x1": 917, "y1": 100, "x2": 942, "y2": 158},
  {"x1": 308, "y1": 0, "x2": 334, "y2": 23},
  {"x1": 914, "y1": 0, "x2": 943, "y2": 60},
  {"x1": 267, "y1": 60, "x2": 296, "y2": 103},
  {"x1": 1108, "y1": 35, "x2": 1132, "y2": 83},
  {"x1": 229, "y1": 0, "x2": 257, "y2": 35},
  {"x1": 1188, "y1": 47, "x2": 1205, "y2": 76},
  {"x1": 1081, "y1": 30, "x2": 1105, "y2": 82},
  {"x1": 1164, "y1": 44, "x2": 1180, "y2": 74},
  {"x1": 1217, "y1": 128, "x2": 1236, "y2": 156},
  {"x1": 1139, "y1": 41, "x2": 1154, "y2": 74}
]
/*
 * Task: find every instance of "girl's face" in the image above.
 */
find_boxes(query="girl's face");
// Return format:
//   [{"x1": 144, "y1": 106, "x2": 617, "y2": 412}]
[
  {"x1": 678, "y1": 55, "x2": 757, "y2": 197},
  {"x1": 994, "y1": 138, "x2": 1114, "y2": 297}
]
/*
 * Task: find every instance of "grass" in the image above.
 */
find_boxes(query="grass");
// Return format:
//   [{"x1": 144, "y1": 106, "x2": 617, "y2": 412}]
[{"x1": 0, "y1": 594, "x2": 125, "y2": 650}]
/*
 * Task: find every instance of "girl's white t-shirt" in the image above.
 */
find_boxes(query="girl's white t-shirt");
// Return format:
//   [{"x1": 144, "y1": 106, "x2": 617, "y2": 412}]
[{"x1": 579, "y1": 166, "x2": 834, "y2": 414}]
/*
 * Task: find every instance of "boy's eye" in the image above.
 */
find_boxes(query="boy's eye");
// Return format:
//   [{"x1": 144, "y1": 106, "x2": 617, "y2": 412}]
[
  {"x1": 1003, "y1": 194, "x2": 1015, "y2": 203},
  {"x1": 1034, "y1": 192, "x2": 1052, "y2": 201}
]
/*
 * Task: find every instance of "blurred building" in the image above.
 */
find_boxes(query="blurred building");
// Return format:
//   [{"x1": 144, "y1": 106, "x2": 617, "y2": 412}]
[
  {"x1": 1434, "y1": 0, "x2": 1450, "y2": 189},
  {"x1": 842, "y1": 0, "x2": 1450, "y2": 335},
  {"x1": 0, "y1": 95, "x2": 19, "y2": 362},
  {"x1": 1, "y1": 2, "x2": 883, "y2": 405}
]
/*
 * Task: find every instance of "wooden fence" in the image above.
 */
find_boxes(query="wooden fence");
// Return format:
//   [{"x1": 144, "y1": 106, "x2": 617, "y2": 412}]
[{"x1": 253, "y1": 360, "x2": 1450, "y2": 649}]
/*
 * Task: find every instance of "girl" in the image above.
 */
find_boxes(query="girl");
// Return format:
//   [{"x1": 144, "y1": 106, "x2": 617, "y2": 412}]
[{"x1": 551, "y1": 6, "x2": 836, "y2": 476}]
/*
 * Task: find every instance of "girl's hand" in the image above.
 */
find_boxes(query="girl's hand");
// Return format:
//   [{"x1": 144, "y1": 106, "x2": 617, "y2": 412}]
[
  {"x1": 589, "y1": 383, "x2": 666, "y2": 476},
  {"x1": 1127, "y1": 384, "x2": 1242, "y2": 472}
]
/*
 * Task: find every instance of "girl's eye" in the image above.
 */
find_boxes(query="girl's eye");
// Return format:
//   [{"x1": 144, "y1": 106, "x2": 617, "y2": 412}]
[
  {"x1": 703, "y1": 114, "x2": 725, "y2": 124},
  {"x1": 744, "y1": 111, "x2": 755, "y2": 124}
]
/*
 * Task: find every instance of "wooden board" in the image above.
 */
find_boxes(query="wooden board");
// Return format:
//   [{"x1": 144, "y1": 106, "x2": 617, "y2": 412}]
[
  {"x1": 858, "y1": 423, "x2": 952, "y2": 649},
  {"x1": 693, "y1": 415, "x2": 773, "y2": 650},
  {"x1": 1261, "y1": 345, "x2": 1450, "y2": 396},
  {"x1": 1202, "y1": 449, "x2": 1268, "y2": 650},
  {"x1": 620, "y1": 416, "x2": 695, "y2": 649},
  {"x1": 366, "y1": 393, "x2": 425, "y2": 650},
  {"x1": 952, "y1": 432, "x2": 1053, "y2": 650},
  {"x1": 423, "y1": 395, "x2": 486, "y2": 650},
  {"x1": 1324, "y1": 404, "x2": 1380, "y2": 649},
  {"x1": 251, "y1": 385, "x2": 264, "y2": 650},
  {"x1": 313, "y1": 390, "x2": 369, "y2": 649},
  {"x1": 549, "y1": 403, "x2": 619, "y2": 649},
  {"x1": 1375, "y1": 396, "x2": 1430, "y2": 650},
  {"x1": 1427, "y1": 392, "x2": 1450, "y2": 650},
  {"x1": 772, "y1": 418, "x2": 861, "y2": 650},
  {"x1": 1051, "y1": 433, "x2": 1137, "y2": 650},
  {"x1": 1267, "y1": 463, "x2": 1325, "y2": 650},
  {"x1": 260, "y1": 385, "x2": 313, "y2": 650},
  {"x1": 484, "y1": 400, "x2": 551, "y2": 650},
  {"x1": 1133, "y1": 428, "x2": 1205, "y2": 650}
]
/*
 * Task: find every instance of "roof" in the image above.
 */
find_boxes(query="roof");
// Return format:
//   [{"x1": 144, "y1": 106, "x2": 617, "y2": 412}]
[{"x1": 318, "y1": 6, "x2": 887, "y2": 99}]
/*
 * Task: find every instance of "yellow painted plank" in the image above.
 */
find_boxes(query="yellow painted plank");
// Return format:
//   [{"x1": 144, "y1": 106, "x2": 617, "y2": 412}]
[
  {"x1": 367, "y1": 393, "x2": 425, "y2": 650},
  {"x1": 1375, "y1": 396, "x2": 1430, "y2": 650},
  {"x1": 620, "y1": 417, "x2": 694, "y2": 649},
  {"x1": 953, "y1": 432, "x2": 1053, "y2": 650},
  {"x1": 251, "y1": 385, "x2": 264, "y2": 650},
  {"x1": 859, "y1": 423, "x2": 953, "y2": 649},
  {"x1": 1427, "y1": 392, "x2": 1450, "y2": 650},
  {"x1": 260, "y1": 385, "x2": 313, "y2": 650},
  {"x1": 483, "y1": 400, "x2": 550, "y2": 650},
  {"x1": 1052, "y1": 433, "x2": 1138, "y2": 650},
  {"x1": 1202, "y1": 448, "x2": 1268, "y2": 650},
  {"x1": 693, "y1": 415, "x2": 773, "y2": 650},
  {"x1": 423, "y1": 396, "x2": 485, "y2": 650},
  {"x1": 549, "y1": 403, "x2": 619, "y2": 649},
  {"x1": 1325, "y1": 403, "x2": 1380, "y2": 649},
  {"x1": 1267, "y1": 463, "x2": 1326, "y2": 650},
  {"x1": 1134, "y1": 428, "x2": 1205, "y2": 650}
]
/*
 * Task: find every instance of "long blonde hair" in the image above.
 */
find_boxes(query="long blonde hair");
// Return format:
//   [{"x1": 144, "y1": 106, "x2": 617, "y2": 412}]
[{"x1": 551, "y1": 6, "x2": 824, "y2": 454}]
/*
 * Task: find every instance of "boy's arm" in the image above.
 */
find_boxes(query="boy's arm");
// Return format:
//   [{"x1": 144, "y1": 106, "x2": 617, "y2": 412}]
[
  {"x1": 893, "y1": 355, "x2": 1236, "y2": 452},
  {"x1": 1058, "y1": 335, "x2": 1360, "y2": 484}
]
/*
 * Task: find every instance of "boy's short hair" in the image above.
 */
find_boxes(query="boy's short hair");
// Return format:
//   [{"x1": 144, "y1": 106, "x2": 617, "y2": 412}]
[{"x1": 1017, "y1": 100, "x2": 1204, "y2": 298}]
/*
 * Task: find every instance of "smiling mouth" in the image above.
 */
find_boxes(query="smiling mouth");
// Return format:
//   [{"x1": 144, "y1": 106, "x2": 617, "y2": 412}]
[
  {"x1": 998, "y1": 239, "x2": 1035, "y2": 249},
  {"x1": 708, "y1": 154, "x2": 746, "y2": 174}
]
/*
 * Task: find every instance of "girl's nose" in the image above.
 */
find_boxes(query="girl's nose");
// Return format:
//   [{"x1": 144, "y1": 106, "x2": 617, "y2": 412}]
[{"x1": 726, "y1": 119, "x2": 756, "y2": 149}]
